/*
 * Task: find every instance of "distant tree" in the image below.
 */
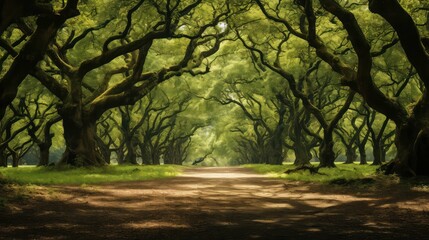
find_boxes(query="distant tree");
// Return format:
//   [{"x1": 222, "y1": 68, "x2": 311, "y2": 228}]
[
  {"x1": 211, "y1": 80, "x2": 287, "y2": 165},
  {"x1": 0, "y1": 102, "x2": 33, "y2": 167}
]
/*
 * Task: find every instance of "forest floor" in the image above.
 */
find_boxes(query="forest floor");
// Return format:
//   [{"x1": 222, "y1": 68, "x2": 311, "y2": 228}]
[{"x1": 1, "y1": 167, "x2": 429, "y2": 240}]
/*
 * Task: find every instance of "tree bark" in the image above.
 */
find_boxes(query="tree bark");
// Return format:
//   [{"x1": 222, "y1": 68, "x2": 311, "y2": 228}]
[
  {"x1": 267, "y1": 100, "x2": 286, "y2": 165},
  {"x1": 358, "y1": 144, "x2": 367, "y2": 165},
  {"x1": 36, "y1": 119, "x2": 59, "y2": 166},
  {"x1": 344, "y1": 147, "x2": 357, "y2": 164},
  {"x1": 319, "y1": 92, "x2": 355, "y2": 168},
  {"x1": 38, "y1": 144, "x2": 50, "y2": 166},
  {"x1": 12, "y1": 158, "x2": 18, "y2": 167},
  {"x1": 123, "y1": 139, "x2": 138, "y2": 165},
  {"x1": 293, "y1": 142, "x2": 312, "y2": 166},
  {"x1": 267, "y1": 137, "x2": 284, "y2": 165},
  {"x1": 388, "y1": 119, "x2": 429, "y2": 176},
  {"x1": 372, "y1": 140, "x2": 382, "y2": 165},
  {"x1": 0, "y1": 148, "x2": 7, "y2": 167},
  {"x1": 152, "y1": 151, "x2": 161, "y2": 165},
  {"x1": 319, "y1": 130, "x2": 336, "y2": 168},
  {"x1": 139, "y1": 143, "x2": 153, "y2": 165},
  {"x1": 96, "y1": 136, "x2": 111, "y2": 164},
  {"x1": 59, "y1": 109, "x2": 105, "y2": 166}
]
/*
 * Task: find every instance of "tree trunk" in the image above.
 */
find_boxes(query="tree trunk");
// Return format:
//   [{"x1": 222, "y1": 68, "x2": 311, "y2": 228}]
[
  {"x1": 387, "y1": 119, "x2": 429, "y2": 176},
  {"x1": 96, "y1": 136, "x2": 111, "y2": 164},
  {"x1": 0, "y1": 149, "x2": 7, "y2": 167},
  {"x1": 293, "y1": 142, "x2": 312, "y2": 166},
  {"x1": 164, "y1": 144, "x2": 183, "y2": 165},
  {"x1": 152, "y1": 151, "x2": 161, "y2": 165},
  {"x1": 123, "y1": 139, "x2": 138, "y2": 165},
  {"x1": 372, "y1": 140, "x2": 382, "y2": 165},
  {"x1": 11, "y1": 152, "x2": 19, "y2": 167},
  {"x1": 368, "y1": 0, "x2": 429, "y2": 176},
  {"x1": 267, "y1": 143, "x2": 283, "y2": 165},
  {"x1": 319, "y1": 130, "x2": 336, "y2": 168},
  {"x1": 116, "y1": 149, "x2": 125, "y2": 164},
  {"x1": 38, "y1": 143, "x2": 50, "y2": 166},
  {"x1": 358, "y1": 144, "x2": 367, "y2": 165},
  {"x1": 344, "y1": 147, "x2": 357, "y2": 164},
  {"x1": 139, "y1": 143, "x2": 153, "y2": 165},
  {"x1": 267, "y1": 102, "x2": 286, "y2": 165},
  {"x1": 319, "y1": 92, "x2": 354, "y2": 168},
  {"x1": 59, "y1": 110, "x2": 105, "y2": 166},
  {"x1": 164, "y1": 149, "x2": 182, "y2": 165},
  {"x1": 381, "y1": 147, "x2": 387, "y2": 163}
]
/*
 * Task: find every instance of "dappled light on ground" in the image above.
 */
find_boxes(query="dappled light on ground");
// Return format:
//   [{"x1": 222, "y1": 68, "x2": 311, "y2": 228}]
[{"x1": 1, "y1": 167, "x2": 429, "y2": 239}]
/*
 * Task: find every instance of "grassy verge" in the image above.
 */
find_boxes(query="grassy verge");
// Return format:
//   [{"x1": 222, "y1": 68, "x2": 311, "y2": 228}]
[
  {"x1": 243, "y1": 163, "x2": 380, "y2": 184},
  {"x1": 0, "y1": 165, "x2": 185, "y2": 211},
  {"x1": 0, "y1": 165, "x2": 185, "y2": 185}
]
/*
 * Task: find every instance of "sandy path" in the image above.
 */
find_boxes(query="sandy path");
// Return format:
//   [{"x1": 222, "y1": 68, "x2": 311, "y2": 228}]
[{"x1": 1, "y1": 167, "x2": 429, "y2": 239}]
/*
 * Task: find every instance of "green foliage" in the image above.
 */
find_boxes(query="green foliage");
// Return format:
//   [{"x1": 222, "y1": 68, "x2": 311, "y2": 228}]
[
  {"x1": 2, "y1": 0, "x2": 427, "y2": 169},
  {"x1": 244, "y1": 163, "x2": 378, "y2": 184},
  {"x1": 0, "y1": 165, "x2": 184, "y2": 185}
]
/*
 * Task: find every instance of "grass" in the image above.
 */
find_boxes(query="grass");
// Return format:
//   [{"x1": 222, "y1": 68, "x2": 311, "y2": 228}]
[
  {"x1": 243, "y1": 163, "x2": 379, "y2": 184},
  {"x1": 0, "y1": 165, "x2": 185, "y2": 211},
  {"x1": 0, "y1": 165, "x2": 185, "y2": 185}
]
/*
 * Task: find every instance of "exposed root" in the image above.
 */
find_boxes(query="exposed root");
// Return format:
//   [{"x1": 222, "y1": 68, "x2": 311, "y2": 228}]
[
  {"x1": 378, "y1": 160, "x2": 416, "y2": 177},
  {"x1": 284, "y1": 165, "x2": 327, "y2": 175}
]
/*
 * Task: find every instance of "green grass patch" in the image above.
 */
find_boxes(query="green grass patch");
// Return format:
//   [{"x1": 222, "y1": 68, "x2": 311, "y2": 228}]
[
  {"x1": 0, "y1": 165, "x2": 184, "y2": 185},
  {"x1": 243, "y1": 163, "x2": 379, "y2": 184}
]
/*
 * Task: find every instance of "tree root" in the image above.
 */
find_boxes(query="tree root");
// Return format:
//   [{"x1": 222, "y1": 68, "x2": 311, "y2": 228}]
[
  {"x1": 378, "y1": 160, "x2": 416, "y2": 177},
  {"x1": 284, "y1": 165, "x2": 327, "y2": 175}
]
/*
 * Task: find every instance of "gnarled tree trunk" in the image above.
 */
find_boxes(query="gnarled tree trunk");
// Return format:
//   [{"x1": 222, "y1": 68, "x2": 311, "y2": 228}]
[
  {"x1": 96, "y1": 136, "x2": 112, "y2": 165},
  {"x1": 344, "y1": 147, "x2": 357, "y2": 164},
  {"x1": 293, "y1": 142, "x2": 312, "y2": 166},
  {"x1": 123, "y1": 138, "x2": 138, "y2": 165},
  {"x1": 319, "y1": 130, "x2": 336, "y2": 168},
  {"x1": 59, "y1": 108, "x2": 105, "y2": 166},
  {"x1": 358, "y1": 144, "x2": 367, "y2": 165},
  {"x1": 266, "y1": 139, "x2": 284, "y2": 165},
  {"x1": 319, "y1": 92, "x2": 355, "y2": 168},
  {"x1": 368, "y1": 0, "x2": 429, "y2": 176},
  {"x1": 388, "y1": 118, "x2": 429, "y2": 176},
  {"x1": 139, "y1": 143, "x2": 153, "y2": 165}
]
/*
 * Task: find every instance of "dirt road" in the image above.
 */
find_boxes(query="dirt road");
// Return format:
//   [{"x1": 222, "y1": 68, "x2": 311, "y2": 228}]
[{"x1": 1, "y1": 167, "x2": 429, "y2": 239}]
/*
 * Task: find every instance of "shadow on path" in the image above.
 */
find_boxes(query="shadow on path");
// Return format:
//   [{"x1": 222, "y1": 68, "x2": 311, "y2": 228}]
[{"x1": 1, "y1": 167, "x2": 429, "y2": 239}]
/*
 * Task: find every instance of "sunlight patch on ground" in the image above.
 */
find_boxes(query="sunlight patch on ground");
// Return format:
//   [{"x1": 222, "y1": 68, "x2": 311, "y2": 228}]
[
  {"x1": 306, "y1": 228, "x2": 322, "y2": 232},
  {"x1": 231, "y1": 184, "x2": 263, "y2": 189},
  {"x1": 262, "y1": 203, "x2": 294, "y2": 209},
  {"x1": 252, "y1": 219, "x2": 278, "y2": 224},
  {"x1": 180, "y1": 172, "x2": 265, "y2": 179},
  {"x1": 180, "y1": 168, "x2": 266, "y2": 179},
  {"x1": 215, "y1": 221, "x2": 238, "y2": 226},
  {"x1": 123, "y1": 221, "x2": 190, "y2": 229},
  {"x1": 363, "y1": 221, "x2": 395, "y2": 229}
]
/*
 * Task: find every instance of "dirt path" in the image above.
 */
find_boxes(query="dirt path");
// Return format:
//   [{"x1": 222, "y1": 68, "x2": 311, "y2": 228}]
[{"x1": 1, "y1": 167, "x2": 429, "y2": 240}]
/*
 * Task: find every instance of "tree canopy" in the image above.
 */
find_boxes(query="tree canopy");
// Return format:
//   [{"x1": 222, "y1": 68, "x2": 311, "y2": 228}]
[{"x1": 0, "y1": 0, "x2": 428, "y2": 176}]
